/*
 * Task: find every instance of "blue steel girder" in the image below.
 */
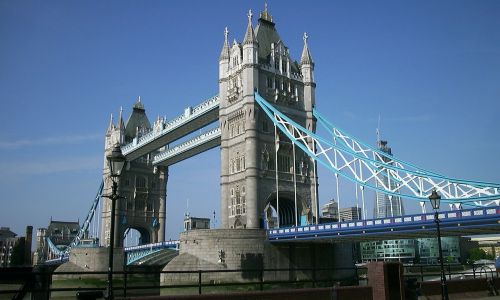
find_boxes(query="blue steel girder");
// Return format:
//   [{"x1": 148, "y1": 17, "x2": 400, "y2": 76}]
[
  {"x1": 268, "y1": 206, "x2": 500, "y2": 242},
  {"x1": 254, "y1": 92, "x2": 500, "y2": 206},
  {"x1": 125, "y1": 248, "x2": 163, "y2": 265},
  {"x1": 44, "y1": 256, "x2": 69, "y2": 265},
  {"x1": 122, "y1": 95, "x2": 219, "y2": 161},
  {"x1": 124, "y1": 240, "x2": 179, "y2": 265}
]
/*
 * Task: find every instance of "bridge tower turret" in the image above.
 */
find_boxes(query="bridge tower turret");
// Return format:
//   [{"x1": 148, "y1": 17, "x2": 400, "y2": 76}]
[
  {"x1": 300, "y1": 32, "x2": 319, "y2": 219},
  {"x1": 219, "y1": 6, "x2": 318, "y2": 229},
  {"x1": 101, "y1": 99, "x2": 167, "y2": 247}
]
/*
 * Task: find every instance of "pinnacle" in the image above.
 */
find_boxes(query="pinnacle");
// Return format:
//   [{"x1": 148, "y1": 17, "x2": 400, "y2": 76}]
[
  {"x1": 300, "y1": 32, "x2": 313, "y2": 65},
  {"x1": 243, "y1": 9, "x2": 257, "y2": 45},
  {"x1": 219, "y1": 27, "x2": 230, "y2": 61}
]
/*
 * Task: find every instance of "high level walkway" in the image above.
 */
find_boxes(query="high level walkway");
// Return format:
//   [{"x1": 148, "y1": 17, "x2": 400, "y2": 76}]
[{"x1": 121, "y1": 95, "x2": 219, "y2": 161}]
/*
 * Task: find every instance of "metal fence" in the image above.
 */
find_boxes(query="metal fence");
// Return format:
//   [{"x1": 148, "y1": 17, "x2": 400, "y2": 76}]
[
  {"x1": 0, "y1": 265, "x2": 360, "y2": 299},
  {"x1": 0, "y1": 263, "x2": 496, "y2": 299}
]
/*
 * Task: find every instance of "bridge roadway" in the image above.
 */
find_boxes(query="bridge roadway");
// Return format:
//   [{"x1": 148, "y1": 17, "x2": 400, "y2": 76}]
[{"x1": 269, "y1": 206, "x2": 500, "y2": 243}]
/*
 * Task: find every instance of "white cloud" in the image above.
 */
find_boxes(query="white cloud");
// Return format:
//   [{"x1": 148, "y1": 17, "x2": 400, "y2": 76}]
[{"x1": 0, "y1": 133, "x2": 101, "y2": 150}]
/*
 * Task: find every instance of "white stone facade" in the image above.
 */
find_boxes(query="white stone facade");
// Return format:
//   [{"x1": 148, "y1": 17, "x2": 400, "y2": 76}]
[{"x1": 219, "y1": 8, "x2": 318, "y2": 230}]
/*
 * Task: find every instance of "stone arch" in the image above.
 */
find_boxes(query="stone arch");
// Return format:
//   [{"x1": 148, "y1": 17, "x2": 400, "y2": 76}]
[
  {"x1": 233, "y1": 217, "x2": 244, "y2": 229},
  {"x1": 124, "y1": 226, "x2": 151, "y2": 246},
  {"x1": 264, "y1": 191, "x2": 303, "y2": 228}
]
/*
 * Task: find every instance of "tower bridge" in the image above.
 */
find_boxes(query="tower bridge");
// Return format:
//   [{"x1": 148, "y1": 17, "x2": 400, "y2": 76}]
[{"x1": 43, "y1": 6, "x2": 500, "y2": 274}]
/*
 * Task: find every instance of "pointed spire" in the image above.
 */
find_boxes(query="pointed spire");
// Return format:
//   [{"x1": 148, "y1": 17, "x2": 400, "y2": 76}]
[
  {"x1": 243, "y1": 9, "x2": 257, "y2": 45},
  {"x1": 259, "y1": 2, "x2": 273, "y2": 23},
  {"x1": 133, "y1": 96, "x2": 145, "y2": 110},
  {"x1": 107, "y1": 113, "x2": 114, "y2": 131},
  {"x1": 219, "y1": 27, "x2": 230, "y2": 61},
  {"x1": 117, "y1": 106, "x2": 124, "y2": 130},
  {"x1": 301, "y1": 32, "x2": 313, "y2": 65}
]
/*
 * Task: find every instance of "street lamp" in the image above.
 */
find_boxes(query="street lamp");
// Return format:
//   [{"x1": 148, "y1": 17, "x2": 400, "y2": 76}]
[
  {"x1": 429, "y1": 189, "x2": 449, "y2": 300},
  {"x1": 103, "y1": 144, "x2": 126, "y2": 299}
]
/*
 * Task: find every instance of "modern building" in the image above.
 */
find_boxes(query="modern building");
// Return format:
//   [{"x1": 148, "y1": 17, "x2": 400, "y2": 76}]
[
  {"x1": 360, "y1": 237, "x2": 464, "y2": 264},
  {"x1": 319, "y1": 200, "x2": 338, "y2": 223},
  {"x1": 0, "y1": 226, "x2": 33, "y2": 267},
  {"x1": 339, "y1": 207, "x2": 362, "y2": 221},
  {"x1": 361, "y1": 239, "x2": 417, "y2": 263},
  {"x1": 362, "y1": 140, "x2": 412, "y2": 262},
  {"x1": 0, "y1": 227, "x2": 17, "y2": 267},
  {"x1": 418, "y1": 237, "x2": 461, "y2": 264},
  {"x1": 374, "y1": 140, "x2": 403, "y2": 218},
  {"x1": 321, "y1": 200, "x2": 338, "y2": 218}
]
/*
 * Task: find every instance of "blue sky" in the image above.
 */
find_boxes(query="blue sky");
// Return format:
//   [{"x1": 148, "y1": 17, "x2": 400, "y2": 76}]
[{"x1": 1, "y1": 1, "x2": 499, "y2": 242}]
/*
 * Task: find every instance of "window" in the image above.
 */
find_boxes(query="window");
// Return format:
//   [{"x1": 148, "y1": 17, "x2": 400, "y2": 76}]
[
  {"x1": 235, "y1": 186, "x2": 241, "y2": 215},
  {"x1": 229, "y1": 185, "x2": 246, "y2": 216},
  {"x1": 278, "y1": 153, "x2": 291, "y2": 173},
  {"x1": 136, "y1": 176, "x2": 146, "y2": 188},
  {"x1": 267, "y1": 76, "x2": 273, "y2": 88},
  {"x1": 230, "y1": 152, "x2": 245, "y2": 174},
  {"x1": 242, "y1": 187, "x2": 246, "y2": 214},
  {"x1": 236, "y1": 152, "x2": 241, "y2": 171},
  {"x1": 262, "y1": 119, "x2": 269, "y2": 132}
]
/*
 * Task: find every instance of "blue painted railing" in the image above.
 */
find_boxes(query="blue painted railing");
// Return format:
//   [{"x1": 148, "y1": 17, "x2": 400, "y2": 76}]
[
  {"x1": 268, "y1": 206, "x2": 500, "y2": 241},
  {"x1": 124, "y1": 240, "x2": 180, "y2": 265}
]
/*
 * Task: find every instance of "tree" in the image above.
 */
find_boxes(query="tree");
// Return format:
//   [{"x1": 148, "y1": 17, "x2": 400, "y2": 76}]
[
  {"x1": 9, "y1": 238, "x2": 26, "y2": 266},
  {"x1": 467, "y1": 248, "x2": 494, "y2": 263}
]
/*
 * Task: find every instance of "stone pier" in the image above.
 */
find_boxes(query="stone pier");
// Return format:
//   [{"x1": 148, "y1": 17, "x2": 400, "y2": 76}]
[{"x1": 161, "y1": 229, "x2": 355, "y2": 285}]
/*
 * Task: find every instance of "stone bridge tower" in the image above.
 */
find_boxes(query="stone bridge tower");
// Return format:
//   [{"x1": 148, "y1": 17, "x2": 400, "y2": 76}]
[
  {"x1": 101, "y1": 100, "x2": 167, "y2": 247},
  {"x1": 219, "y1": 7, "x2": 317, "y2": 229}
]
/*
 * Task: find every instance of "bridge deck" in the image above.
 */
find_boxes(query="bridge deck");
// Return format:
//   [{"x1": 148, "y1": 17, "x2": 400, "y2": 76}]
[{"x1": 268, "y1": 207, "x2": 500, "y2": 243}]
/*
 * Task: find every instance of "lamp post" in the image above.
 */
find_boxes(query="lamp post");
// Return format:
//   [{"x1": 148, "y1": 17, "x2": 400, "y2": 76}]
[
  {"x1": 429, "y1": 189, "x2": 449, "y2": 300},
  {"x1": 103, "y1": 144, "x2": 126, "y2": 299}
]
